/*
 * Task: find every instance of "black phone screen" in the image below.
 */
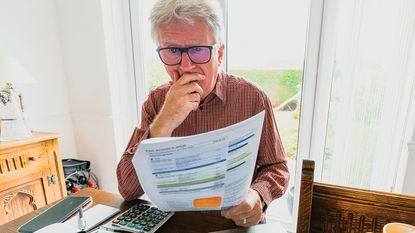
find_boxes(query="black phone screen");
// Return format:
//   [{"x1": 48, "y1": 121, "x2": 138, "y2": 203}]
[{"x1": 18, "y1": 195, "x2": 91, "y2": 233}]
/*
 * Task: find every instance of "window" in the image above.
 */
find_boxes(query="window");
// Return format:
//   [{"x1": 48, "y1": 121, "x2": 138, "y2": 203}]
[
  {"x1": 303, "y1": 0, "x2": 415, "y2": 192},
  {"x1": 226, "y1": 0, "x2": 309, "y2": 225},
  {"x1": 136, "y1": 1, "x2": 170, "y2": 92},
  {"x1": 131, "y1": 0, "x2": 310, "y2": 228},
  {"x1": 127, "y1": 0, "x2": 415, "y2": 232},
  {"x1": 324, "y1": 0, "x2": 415, "y2": 191}
]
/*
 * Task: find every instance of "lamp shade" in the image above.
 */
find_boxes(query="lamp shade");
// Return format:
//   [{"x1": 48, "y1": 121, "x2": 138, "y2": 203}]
[{"x1": 0, "y1": 56, "x2": 35, "y2": 85}]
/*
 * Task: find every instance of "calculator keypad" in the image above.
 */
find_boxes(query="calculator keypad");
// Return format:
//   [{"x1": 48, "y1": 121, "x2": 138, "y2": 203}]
[{"x1": 110, "y1": 203, "x2": 173, "y2": 233}]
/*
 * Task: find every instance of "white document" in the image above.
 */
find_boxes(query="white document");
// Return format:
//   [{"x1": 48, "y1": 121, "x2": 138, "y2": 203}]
[
  {"x1": 65, "y1": 204, "x2": 120, "y2": 231},
  {"x1": 33, "y1": 223, "x2": 79, "y2": 233},
  {"x1": 132, "y1": 111, "x2": 265, "y2": 211}
]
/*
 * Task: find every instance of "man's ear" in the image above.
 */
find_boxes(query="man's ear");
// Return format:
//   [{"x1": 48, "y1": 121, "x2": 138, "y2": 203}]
[{"x1": 217, "y1": 44, "x2": 225, "y2": 66}]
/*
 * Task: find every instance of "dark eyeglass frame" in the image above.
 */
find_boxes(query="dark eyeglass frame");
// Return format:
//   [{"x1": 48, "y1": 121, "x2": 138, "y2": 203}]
[{"x1": 156, "y1": 45, "x2": 217, "y2": 66}]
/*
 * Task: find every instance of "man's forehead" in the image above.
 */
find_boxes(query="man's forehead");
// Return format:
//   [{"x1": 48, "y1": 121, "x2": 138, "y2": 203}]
[{"x1": 157, "y1": 18, "x2": 214, "y2": 46}]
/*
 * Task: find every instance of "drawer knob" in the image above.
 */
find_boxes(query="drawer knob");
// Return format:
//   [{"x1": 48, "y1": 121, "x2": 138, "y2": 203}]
[{"x1": 28, "y1": 156, "x2": 37, "y2": 161}]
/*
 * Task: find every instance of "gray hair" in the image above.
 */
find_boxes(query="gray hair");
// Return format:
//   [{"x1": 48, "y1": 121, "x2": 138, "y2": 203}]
[{"x1": 150, "y1": 0, "x2": 224, "y2": 45}]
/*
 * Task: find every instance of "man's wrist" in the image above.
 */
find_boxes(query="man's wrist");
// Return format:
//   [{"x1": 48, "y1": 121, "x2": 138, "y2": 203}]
[
  {"x1": 259, "y1": 194, "x2": 266, "y2": 212},
  {"x1": 253, "y1": 189, "x2": 267, "y2": 212},
  {"x1": 149, "y1": 128, "x2": 171, "y2": 138},
  {"x1": 149, "y1": 117, "x2": 172, "y2": 137}
]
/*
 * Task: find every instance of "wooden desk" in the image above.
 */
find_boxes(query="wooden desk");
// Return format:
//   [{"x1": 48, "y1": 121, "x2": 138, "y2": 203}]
[{"x1": 0, "y1": 188, "x2": 237, "y2": 233}]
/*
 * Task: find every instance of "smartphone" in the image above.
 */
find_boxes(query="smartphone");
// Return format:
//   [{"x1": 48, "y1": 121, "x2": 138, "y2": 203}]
[{"x1": 18, "y1": 195, "x2": 92, "y2": 233}]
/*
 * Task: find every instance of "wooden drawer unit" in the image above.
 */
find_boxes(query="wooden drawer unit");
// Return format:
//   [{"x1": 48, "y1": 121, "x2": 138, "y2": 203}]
[{"x1": 0, "y1": 132, "x2": 66, "y2": 224}]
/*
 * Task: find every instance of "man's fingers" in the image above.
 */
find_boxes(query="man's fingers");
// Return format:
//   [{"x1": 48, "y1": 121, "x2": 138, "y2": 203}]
[
  {"x1": 221, "y1": 206, "x2": 250, "y2": 220},
  {"x1": 189, "y1": 93, "x2": 201, "y2": 102},
  {"x1": 223, "y1": 201, "x2": 252, "y2": 216},
  {"x1": 193, "y1": 83, "x2": 204, "y2": 96},
  {"x1": 238, "y1": 216, "x2": 260, "y2": 227},
  {"x1": 222, "y1": 208, "x2": 262, "y2": 227},
  {"x1": 183, "y1": 82, "x2": 204, "y2": 96},
  {"x1": 221, "y1": 210, "x2": 230, "y2": 219},
  {"x1": 221, "y1": 189, "x2": 264, "y2": 227},
  {"x1": 228, "y1": 210, "x2": 258, "y2": 222},
  {"x1": 241, "y1": 210, "x2": 259, "y2": 220},
  {"x1": 177, "y1": 73, "x2": 205, "y2": 85},
  {"x1": 172, "y1": 71, "x2": 180, "y2": 82},
  {"x1": 235, "y1": 211, "x2": 263, "y2": 227},
  {"x1": 171, "y1": 73, "x2": 204, "y2": 97},
  {"x1": 191, "y1": 101, "x2": 199, "y2": 111}
]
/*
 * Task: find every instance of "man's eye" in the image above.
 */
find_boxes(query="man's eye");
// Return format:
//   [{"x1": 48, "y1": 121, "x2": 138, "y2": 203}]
[
  {"x1": 169, "y1": 48, "x2": 179, "y2": 53},
  {"x1": 193, "y1": 47, "x2": 203, "y2": 52}
]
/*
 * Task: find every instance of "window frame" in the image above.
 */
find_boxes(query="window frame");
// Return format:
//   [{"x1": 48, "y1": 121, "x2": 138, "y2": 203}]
[
  {"x1": 293, "y1": 0, "x2": 325, "y2": 230},
  {"x1": 296, "y1": 0, "x2": 415, "y2": 211},
  {"x1": 128, "y1": 0, "x2": 150, "y2": 121},
  {"x1": 100, "y1": 0, "x2": 141, "y2": 157},
  {"x1": 125, "y1": 0, "x2": 415, "y2": 232}
]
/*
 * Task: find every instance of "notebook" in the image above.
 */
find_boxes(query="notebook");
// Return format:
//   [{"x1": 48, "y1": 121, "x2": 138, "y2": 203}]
[
  {"x1": 18, "y1": 196, "x2": 92, "y2": 233},
  {"x1": 33, "y1": 223, "x2": 79, "y2": 233},
  {"x1": 65, "y1": 204, "x2": 120, "y2": 231}
]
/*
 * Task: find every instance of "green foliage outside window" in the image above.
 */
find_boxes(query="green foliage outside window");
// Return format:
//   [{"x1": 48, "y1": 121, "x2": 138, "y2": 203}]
[
  {"x1": 230, "y1": 69, "x2": 302, "y2": 160},
  {"x1": 229, "y1": 69, "x2": 302, "y2": 107}
]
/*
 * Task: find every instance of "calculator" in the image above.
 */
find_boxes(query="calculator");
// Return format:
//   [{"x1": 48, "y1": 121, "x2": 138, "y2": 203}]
[{"x1": 108, "y1": 203, "x2": 174, "y2": 233}]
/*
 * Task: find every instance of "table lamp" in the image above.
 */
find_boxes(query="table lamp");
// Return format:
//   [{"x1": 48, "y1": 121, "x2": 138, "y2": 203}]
[{"x1": 0, "y1": 56, "x2": 35, "y2": 141}]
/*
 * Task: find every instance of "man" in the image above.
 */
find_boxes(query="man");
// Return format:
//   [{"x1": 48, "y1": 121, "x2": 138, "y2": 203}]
[{"x1": 117, "y1": 0, "x2": 289, "y2": 227}]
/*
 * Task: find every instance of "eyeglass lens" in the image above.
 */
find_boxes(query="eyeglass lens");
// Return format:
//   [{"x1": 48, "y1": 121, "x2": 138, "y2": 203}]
[{"x1": 159, "y1": 47, "x2": 212, "y2": 65}]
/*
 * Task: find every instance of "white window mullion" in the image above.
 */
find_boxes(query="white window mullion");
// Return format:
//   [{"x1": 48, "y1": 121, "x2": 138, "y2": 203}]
[
  {"x1": 306, "y1": 0, "x2": 339, "y2": 182},
  {"x1": 391, "y1": 0, "x2": 415, "y2": 192},
  {"x1": 293, "y1": 0, "x2": 325, "y2": 230},
  {"x1": 218, "y1": 0, "x2": 228, "y2": 72},
  {"x1": 100, "y1": 0, "x2": 140, "y2": 157},
  {"x1": 128, "y1": 0, "x2": 150, "y2": 120}
]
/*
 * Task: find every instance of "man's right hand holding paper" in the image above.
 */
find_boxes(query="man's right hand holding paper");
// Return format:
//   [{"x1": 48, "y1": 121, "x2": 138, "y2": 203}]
[{"x1": 149, "y1": 71, "x2": 205, "y2": 137}]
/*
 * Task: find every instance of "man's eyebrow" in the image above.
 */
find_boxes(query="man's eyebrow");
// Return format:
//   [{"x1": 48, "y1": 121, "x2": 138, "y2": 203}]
[{"x1": 160, "y1": 39, "x2": 205, "y2": 47}]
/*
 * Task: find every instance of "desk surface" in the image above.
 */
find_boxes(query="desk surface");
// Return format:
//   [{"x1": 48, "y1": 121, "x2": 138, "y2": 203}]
[{"x1": 0, "y1": 188, "x2": 237, "y2": 233}]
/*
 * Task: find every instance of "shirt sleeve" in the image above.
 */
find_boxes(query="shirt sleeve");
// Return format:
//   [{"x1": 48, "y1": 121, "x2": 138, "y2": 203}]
[
  {"x1": 116, "y1": 94, "x2": 159, "y2": 201},
  {"x1": 250, "y1": 92, "x2": 290, "y2": 207}
]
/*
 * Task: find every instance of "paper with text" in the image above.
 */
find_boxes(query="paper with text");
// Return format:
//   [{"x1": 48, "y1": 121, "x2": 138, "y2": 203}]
[{"x1": 132, "y1": 111, "x2": 265, "y2": 211}]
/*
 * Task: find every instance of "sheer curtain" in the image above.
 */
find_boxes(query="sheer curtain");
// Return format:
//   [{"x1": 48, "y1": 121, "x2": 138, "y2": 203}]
[{"x1": 320, "y1": 0, "x2": 415, "y2": 191}]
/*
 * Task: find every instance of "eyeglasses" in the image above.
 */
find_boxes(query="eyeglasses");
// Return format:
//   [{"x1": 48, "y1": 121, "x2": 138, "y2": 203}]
[{"x1": 157, "y1": 45, "x2": 217, "y2": 66}]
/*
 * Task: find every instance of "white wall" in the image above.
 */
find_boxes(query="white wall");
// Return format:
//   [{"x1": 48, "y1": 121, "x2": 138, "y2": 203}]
[
  {"x1": 56, "y1": 0, "x2": 117, "y2": 193},
  {"x1": 1, "y1": 0, "x2": 133, "y2": 194},
  {"x1": 57, "y1": 0, "x2": 137, "y2": 192},
  {"x1": 0, "y1": 0, "x2": 77, "y2": 158}
]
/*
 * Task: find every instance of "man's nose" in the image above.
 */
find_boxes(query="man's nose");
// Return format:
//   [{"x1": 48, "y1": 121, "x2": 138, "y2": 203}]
[{"x1": 179, "y1": 52, "x2": 195, "y2": 71}]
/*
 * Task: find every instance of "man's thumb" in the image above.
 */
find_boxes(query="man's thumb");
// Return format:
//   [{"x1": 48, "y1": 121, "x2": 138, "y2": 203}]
[{"x1": 173, "y1": 71, "x2": 180, "y2": 82}]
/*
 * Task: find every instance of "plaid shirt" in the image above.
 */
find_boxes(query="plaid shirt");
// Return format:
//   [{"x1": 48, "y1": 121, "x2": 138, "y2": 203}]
[{"x1": 117, "y1": 72, "x2": 289, "y2": 206}]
